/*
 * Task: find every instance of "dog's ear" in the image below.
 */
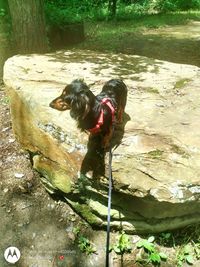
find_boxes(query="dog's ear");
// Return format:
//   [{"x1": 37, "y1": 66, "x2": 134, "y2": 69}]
[
  {"x1": 70, "y1": 93, "x2": 90, "y2": 119},
  {"x1": 78, "y1": 84, "x2": 90, "y2": 95},
  {"x1": 71, "y1": 79, "x2": 89, "y2": 95}
]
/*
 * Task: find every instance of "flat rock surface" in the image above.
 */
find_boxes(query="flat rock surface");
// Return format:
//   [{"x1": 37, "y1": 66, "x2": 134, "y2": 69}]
[{"x1": 3, "y1": 49, "x2": 200, "y2": 233}]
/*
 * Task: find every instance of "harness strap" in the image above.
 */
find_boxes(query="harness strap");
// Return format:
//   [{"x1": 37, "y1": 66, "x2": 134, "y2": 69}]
[
  {"x1": 88, "y1": 98, "x2": 115, "y2": 134},
  {"x1": 101, "y1": 98, "x2": 115, "y2": 122}
]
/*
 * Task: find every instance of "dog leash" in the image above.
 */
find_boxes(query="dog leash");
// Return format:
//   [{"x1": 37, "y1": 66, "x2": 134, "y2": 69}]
[{"x1": 105, "y1": 147, "x2": 113, "y2": 267}]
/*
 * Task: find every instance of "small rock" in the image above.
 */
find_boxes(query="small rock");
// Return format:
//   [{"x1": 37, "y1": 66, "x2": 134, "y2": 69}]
[
  {"x1": 181, "y1": 121, "x2": 190, "y2": 125},
  {"x1": 32, "y1": 232, "x2": 36, "y2": 239},
  {"x1": 2, "y1": 126, "x2": 10, "y2": 132},
  {"x1": 156, "y1": 103, "x2": 165, "y2": 107},
  {"x1": 18, "y1": 185, "x2": 27, "y2": 193},
  {"x1": 3, "y1": 188, "x2": 9, "y2": 193},
  {"x1": 8, "y1": 138, "x2": 15, "y2": 143},
  {"x1": 132, "y1": 235, "x2": 141, "y2": 243},
  {"x1": 57, "y1": 200, "x2": 62, "y2": 205},
  {"x1": 27, "y1": 182, "x2": 33, "y2": 189},
  {"x1": 67, "y1": 232, "x2": 75, "y2": 241},
  {"x1": 14, "y1": 173, "x2": 25, "y2": 178},
  {"x1": 65, "y1": 225, "x2": 73, "y2": 232},
  {"x1": 50, "y1": 204, "x2": 55, "y2": 209}
]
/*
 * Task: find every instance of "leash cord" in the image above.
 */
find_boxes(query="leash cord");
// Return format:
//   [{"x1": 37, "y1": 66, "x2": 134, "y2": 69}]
[{"x1": 106, "y1": 148, "x2": 113, "y2": 267}]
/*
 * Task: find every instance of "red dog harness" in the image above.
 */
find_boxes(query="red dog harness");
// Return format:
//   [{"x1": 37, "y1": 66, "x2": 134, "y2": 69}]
[{"x1": 88, "y1": 98, "x2": 115, "y2": 134}]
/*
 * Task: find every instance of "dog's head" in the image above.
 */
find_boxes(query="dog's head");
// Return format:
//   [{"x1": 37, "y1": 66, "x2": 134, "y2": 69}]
[{"x1": 49, "y1": 79, "x2": 94, "y2": 120}]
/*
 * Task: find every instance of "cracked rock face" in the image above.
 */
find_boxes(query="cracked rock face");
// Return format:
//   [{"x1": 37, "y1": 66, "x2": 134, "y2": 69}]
[{"x1": 3, "y1": 50, "x2": 200, "y2": 233}]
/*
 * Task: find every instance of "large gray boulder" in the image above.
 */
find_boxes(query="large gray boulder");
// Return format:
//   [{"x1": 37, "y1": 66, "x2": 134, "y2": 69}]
[{"x1": 3, "y1": 50, "x2": 200, "y2": 233}]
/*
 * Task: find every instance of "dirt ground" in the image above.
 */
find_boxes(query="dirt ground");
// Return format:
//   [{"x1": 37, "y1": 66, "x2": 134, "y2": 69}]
[{"x1": 0, "y1": 83, "x2": 72, "y2": 266}]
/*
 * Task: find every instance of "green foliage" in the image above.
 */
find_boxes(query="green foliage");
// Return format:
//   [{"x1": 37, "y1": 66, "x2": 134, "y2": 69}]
[
  {"x1": 110, "y1": 231, "x2": 132, "y2": 254},
  {"x1": 77, "y1": 235, "x2": 97, "y2": 255},
  {"x1": 157, "y1": 232, "x2": 173, "y2": 246},
  {"x1": 0, "y1": 1, "x2": 12, "y2": 39},
  {"x1": 177, "y1": 244, "x2": 195, "y2": 266},
  {"x1": 44, "y1": 0, "x2": 200, "y2": 25},
  {"x1": 73, "y1": 225, "x2": 96, "y2": 255},
  {"x1": 44, "y1": 0, "x2": 108, "y2": 25},
  {"x1": 116, "y1": 3, "x2": 149, "y2": 20},
  {"x1": 155, "y1": 0, "x2": 200, "y2": 13},
  {"x1": 177, "y1": 0, "x2": 200, "y2": 10},
  {"x1": 72, "y1": 226, "x2": 81, "y2": 236},
  {"x1": 45, "y1": 1, "x2": 82, "y2": 26},
  {"x1": 0, "y1": 8, "x2": 5, "y2": 17},
  {"x1": 176, "y1": 243, "x2": 200, "y2": 267},
  {"x1": 162, "y1": 224, "x2": 200, "y2": 267},
  {"x1": 154, "y1": 0, "x2": 178, "y2": 12},
  {"x1": 136, "y1": 236, "x2": 168, "y2": 265},
  {"x1": 0, "y1": 95, "x2": 9, "y2": 105}
]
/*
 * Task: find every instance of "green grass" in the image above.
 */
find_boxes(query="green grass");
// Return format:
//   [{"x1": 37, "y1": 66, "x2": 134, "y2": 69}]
[
  {"x1": 84, "y1": 11, "x2": 200, "y2": 33},
  {"x1": 74, "y1": 11, "x2": 200, "y2": 53},
  {"x1": 115, "y1": 11, "x2": 200, "y2": 26}
]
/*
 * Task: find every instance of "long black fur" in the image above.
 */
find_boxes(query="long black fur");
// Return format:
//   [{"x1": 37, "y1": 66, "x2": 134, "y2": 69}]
[{"x1": 49, "y1": 78, "x2": 127, "y2": 147}]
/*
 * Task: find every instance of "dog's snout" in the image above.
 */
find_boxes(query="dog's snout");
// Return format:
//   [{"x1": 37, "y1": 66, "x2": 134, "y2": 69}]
[
  {"x1": 49, "y1": 101, "x2": 54, "y2": 108},
  {"x1": 49, "y1": 97, "x2": 70, "y2": 111},
  {"x1": 49, "y1": 100, "x2": 56, "y2": 109}
]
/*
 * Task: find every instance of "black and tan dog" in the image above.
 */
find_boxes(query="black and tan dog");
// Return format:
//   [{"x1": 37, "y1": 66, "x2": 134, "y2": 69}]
[{"x1": 49, "y1": 79, "x2": 127, "y2": 149}]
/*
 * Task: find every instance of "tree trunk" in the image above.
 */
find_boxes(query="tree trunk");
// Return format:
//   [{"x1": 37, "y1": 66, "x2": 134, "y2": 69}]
[
  {"x1": 108, "y1": 0, "x2": 117, "y2": 18},
  {"x1": 8, "y1": 0, "x2": 48, "y2": 53},
  {"x1": 0, "y1": 0, "x2": 12, "y2": 78}
]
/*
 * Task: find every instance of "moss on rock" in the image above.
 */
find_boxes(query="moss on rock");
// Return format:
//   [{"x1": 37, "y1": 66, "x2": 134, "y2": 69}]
[{"x1": 33, "y1": 155, "x2": 74, "y2": 194}]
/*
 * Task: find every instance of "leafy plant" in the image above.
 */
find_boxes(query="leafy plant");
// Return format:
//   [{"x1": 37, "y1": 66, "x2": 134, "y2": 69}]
[
  {"x1": 176, "y1": 244, "x2": 195, "y2": 267},
  {"x1": 157, "y1": 232, "x2": 174, "y2": 246},
  {"x1": 72, "y1": 226, "x2": 81, "y2": 236},
  {"x1": 0, "y1": 8, "x2": 5, "y2": 17},
  {"x1": 73, "y1": 224, "x2": 96, "y2": 255},
  {"x1": 154, "y1": 0, "x2": 178, "y2": 13},
  {"x1": 154, "y1": 0, "x2": 200, "y2": 12},
  {"x1": 110, "y1": 231, "x2": 132, "y2": 255},
  {"x1": 176, "y1": 241, "x2": 200, "y2": 267},
  {"x1": 45, "y1": 2, "x2": 82, "y2": 27},
  {"x1": 78, "y1": 235, "x2": 97, "y2": 255},
  {"x1": 194, "y1": 242, "x2": 200, "y2": 259},
  {"x1": 136, "y1": 236, "x2": 167, "y2": 265}
]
